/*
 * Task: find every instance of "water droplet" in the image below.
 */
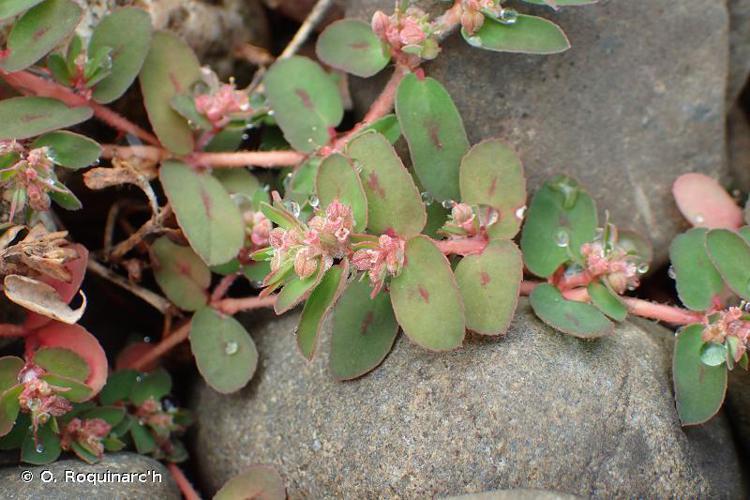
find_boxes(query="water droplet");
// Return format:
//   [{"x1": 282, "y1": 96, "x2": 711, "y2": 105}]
[
  {"x1": 694, "y1": 214, "x2": 705, "y2": 224},
  {"x1": 421, "y1": 192, "x2": 434, "y2": 205},
  {"x1": 143, "y1": 336, "x2": 151, "y2": 343},
  {"x1": 224, "y1": 341, "x2": 239, "y2": 355},
  {"x1": 283, "y1": 173, "x2": 293, "y2": 190},
  {"x1": 135, "y1": 375, "x2": 143, "y2": 383},
  {"x1": 499, "y1": 9, "x2": 518, "y2": 25},
  {"x1": 637, "y1": 263, "x2": 650, "y2": 274},
  {"x1": 467, "y1": 36, "x2": 482, "y2": 46},
  {"x1": 441, "y1": 199, "x2": 455, "y2": 209},
  {"x1": 743, "y1": 301, "x2": 750, "y2": 313},
  {"x1": 515, "y1": 205, "x2": 527, "y2": 220},
  {"x1": 241, "y1": 133, "x2": 249, "y2": 140},
  {"x1": 667, "y1": 266, "x2": 676, "y2": 279},
  {"x1": 35, "y1": 443, "x2": 44, "y2": 453},
  {"x1": 309, "y1": 195, "x2": 320, "y2": 208},
  {"x1": 555, "y1": 228, "x2": 570, "y2": 248},
  {"x1": 284, "y1": 200, "x2": 301, "y2": 218},
  {"x1": 292, "y1": 327, "x2": 299, "y2": 337},
  {"x1": 267, "y1": 110, "x2": 275, "y2": 116},
  {"x1": 353, "y1": 161, "x2": 364, "y2": 173}
]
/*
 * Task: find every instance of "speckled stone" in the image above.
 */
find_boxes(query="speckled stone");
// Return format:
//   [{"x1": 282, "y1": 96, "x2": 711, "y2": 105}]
[
  {"x1": 729, "y1": 0, "x2": 750, "y2": 102},
  {"x1": 444, "y1": 490, "x2": 580, "y2": 500},
  {"x1": 349, "y1": 0, "x2": 729, "y2": 267},
  {"x1": 0, "y1": 452, "x2": 179, "y2": 499},
  {"x1": 191, "y1": 302, "x2": 747, "y2": 498}
]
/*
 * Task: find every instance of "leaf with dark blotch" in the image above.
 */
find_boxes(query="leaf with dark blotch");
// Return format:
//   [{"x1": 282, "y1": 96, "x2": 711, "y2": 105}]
[
  {"x1": 297, "y1": 262, "x2": 348, "y2": 360},
  {"x1": 263, "y1": 56, "x2": 343, "y2": 152},
  {"x1": 316, "y1": 19, "x2": 391, "y2": 78},
  {"x1": 0, "y1": 97, "x2": 92, "y2": 140},
  {"x1": 0, "y1": 385, "x2": 22, "y2": 437},
  {"x1": 139, "y1": 31, "x2": 201, "y2": 155},
  {"x1": 390, "y1": 236, "x2": 465, "y2": 350},
  {"x1": 3, "y1": 274, "x2": 86, "y2": 324},
  {"x1": 0, "y1": 0, "x2": 82, "y2": 72},
  {"x1": 347, "y1": 131, "x2": 426, "y2": 237},
  {"x1": 705, "y1": 229, "x2": 750, "y2": 300},
  {"x1": 396, "y1": 74, "x2": 469, "y2": 202},
  {"x1": 33, "y1": 347, "x2": 89, "y2": 382},
  {"x1": 275, "y1": 263, "x2": 326, "y2": 314},
  {"x1": 129, "y1": 367, "x2": 171, "y2": 405},
  {"x1": 31, "y1": 131, "x2": 101, "y2": 169},
  {"x1": 669, "y1": 228, "x2": 723, "y2": 311},
  {"x1": 459, "y1": 139, "x2": 526, "y2": 239},
  {"x1": 455, "y1": 240, "x2": 522, "y2": 335},
  {"x1": 152, "y1": 236, "x2": 211, "y2": 311},
  {"x1": 214, "y1": 464, "x2": 286, "y2": 500},
  {"x1": 160, "y1": 161, "x2": 244, "y2": 266},
  {"x1": 0, "y1": 0, "x2": 45, "y2": 20},
  {"x1": 0, "y1": 357, "x2": 23, "y2": 394},
  {"x1": 21, "y1": 420, "x2": 61, "y2": 465},
  {"x1": 529, "y1": 283, "x2": 613, "y2": 338},
  {"x1": 190, "y1": 307, "x2": 258, "y2": 394},
  {"x1": 587, "y1": 280, "x2": 627, "y2": 321},
  {"x1": 520, "y1": 175, "x2": 597, "y2": 278},
  {"x1": 462, "y1": 15, "x2": 570, "y2": 55},
  {"x1": 674, "y1": 324, "x2": 727, "y2": 425},
  {"x1": 316, "y1": 153, "x2": 368, "y2": 231}
]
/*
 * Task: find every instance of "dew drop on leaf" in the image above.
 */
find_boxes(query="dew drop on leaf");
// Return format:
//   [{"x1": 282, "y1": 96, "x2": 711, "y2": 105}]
[
  {"x1": 694, "y1": 214, "x2": 705, "y2": 224},
  {"x1": 421, "y1": 192, "x2": 434, "y2": 205},
  {"x1": 309, "y1": 195, "x2": 320, "y2": 208},
  {"x1": 555, "y1": 228, "x2": 570, "y2": 247},
  {"x1": 224, "y1": 341, "x2": 239, "y2": 355},
  {"x1": 515, "y1": 205, "x2": 527, "y2": 220},
  {"x1": 637, "y1": 263, "x2": 649, "y2": 274},
  {"x1": 668, "y1": 266, "x2": 676, "y2": 279},
  {"x1": 35, "y1": 443, "x2": 44, "y2": 453},
  {"x1": 441, "y1": 199, "x2": 455, "y2": 209},
  {"x1": 499, "y1": 9, "x2": 519, "y2": 25}
]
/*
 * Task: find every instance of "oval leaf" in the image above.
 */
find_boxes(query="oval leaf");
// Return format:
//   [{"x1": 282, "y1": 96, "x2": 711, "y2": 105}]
[
  {"x1": 462, "y1": 14, "x2": 570, "y2": 54},
  {"x1": 21, "y1": 420, "x2": 61, "y2": 465},
  {"x1": 31, "y1": 131, "x2": 101, "y2": 169},
  {"x1": 215, "y1": 465, "x2": 286, "y2": 500},
  {"x1": 316, "y1": 153, "x2": 368, "y2": 231},
  {"x1": 670, "y1": 228, "x2": 723, "y2": 311},
  {"x1": 0, "y1": 97, "x2": 92, "y2": 140},
  {"x1": 390, "y1": 236, "x2": 465, "y2": 350},
  {"x1": 152, "y1": 236, "x2": 210, "y2": 311},
  {"x1": 455, "y1": 240, "x2": 522, "y2": 335},
  {"x1": 0, "y1": 0, "x2": 45, "y2": 20},
  {"x1": 99, "y1": 369, "x2": 138, "y2": 405},
  {"x1": 297, "y1": 263, "x2": 348, "y2": 360},
  {"x1": 160, "y1": 161, "x2": 244, "y2": 266},
  {"x1": 274, "y1": 263, "x2": 326, "y2": 314},
  {"x1": 459, "y1": 139, "x2": 526, "y2": 239},
  {"x1": 140, "y1": 31, "x2": 201, "y2": 155},
  {"x1": 263, "y1": 56, "x2": 343, "y2": 152},
  {"x1": 674, "y1": 324, "x2": 727, "y2": 425},
  {"x1": 0, "y1": 385, "x2": 22, "y2": 437},
  {"x1": 316, "y1": 19, "x2": 390, "y2": 78},
  {"x1": 129, "y1": 367, "x2": 171, "y2": 405},
  {"x1": 4, "y1": 274, "x2": 86, "y2": 324},
  {"x1": 673, "y1": 173, "x2": 743, "y2": 229},
  {"x1": 190, "y1": 307, "x2": 258, "y2": 394},
  {"x1": 33, "y1": 346, "x2": 89, "y2": 382},
  {"x1": 705, "y1": 229, "x2": 750, "y2": 300},
  {"x1": 346, "y1": 131, "x2": 426, "y2": 237},
  {"x1": 0, "y1": 357, "x2": 23, "y2": 393},
  {"x1": 529, "y1": 283, "x2": 613, "y2": 338},
  {"x1": 587, "y1": 280, "x2": 627, "y2": 321},
  {"x1": 395, "y1": 73, "x2": 469, "y2": 202}
]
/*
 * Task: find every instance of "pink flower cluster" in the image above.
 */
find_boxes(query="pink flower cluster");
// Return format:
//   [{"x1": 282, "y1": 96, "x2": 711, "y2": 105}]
[
  {"x1": 460, "y1": 0, "x2": 500, "y2": 35},
  {"x1": 61, "y1": 417, "x2": 111, "y2": 459},
  {"x1": 580, "y1": 242, "x2": 640, "y2": 294},
  {"x1": 18, "y1": 370, "x2": 73, "y2": 434},
  {"x1": 371, "y1": 8, "x2": 440, "y2": 64},
  {"x1": 0, "y1": 145, "x2": 57, "y2": 216},
  {"x1": 702, "y1": 307, "x2": 750, "y2": 362},
  {"x1": 244, "y1": 211, "x2": 272, "y2": 248},
  {"x1": 194, "y1": 83, "x2": 251, "y2": 129},
  {"x1": 352, "y1": 234, "x2": 406, "y2": 298}
]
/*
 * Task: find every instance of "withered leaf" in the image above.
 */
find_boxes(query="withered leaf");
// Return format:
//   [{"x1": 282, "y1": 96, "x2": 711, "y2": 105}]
[{"x1": 3, "y1": 274, "x2": 86, "y2": 324}]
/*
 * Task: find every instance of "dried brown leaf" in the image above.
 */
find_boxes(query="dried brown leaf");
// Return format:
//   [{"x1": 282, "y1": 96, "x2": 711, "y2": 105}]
[{"x1": 3, "y1": 274, "x2": 87, "y2": 324}]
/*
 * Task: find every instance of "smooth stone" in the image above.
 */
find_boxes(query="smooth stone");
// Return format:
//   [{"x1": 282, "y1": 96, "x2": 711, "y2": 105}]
[
  {"x1": 191, "y1": 303, "x2": 747, "y2": 498},
  {"x1": 348, "y1": 0, "x2": 730, "y2": 266}
]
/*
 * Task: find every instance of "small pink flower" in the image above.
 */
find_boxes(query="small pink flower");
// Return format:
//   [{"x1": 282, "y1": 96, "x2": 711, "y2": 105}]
[
  {"x1": 61, "y1": 417, "x2": 111, "y2": 459},
  {"x1": 371, "y1": 11, "x2": 390, "y2": 39},
  {"x1": 195, "y1": 84, "x2": 251, "y2": 129},
  {"x1": 352, "y1": 234, "x2": 406, "y2": 297},
  {"x1": 248, "y1": 211, "x2": 272, "y2": 248},
  {"x1": 580, "y1": 242, "x2": 640, "y2": 294},
  {"x1": 399, "y1": 19, "x2": 426, "y2": 45}
]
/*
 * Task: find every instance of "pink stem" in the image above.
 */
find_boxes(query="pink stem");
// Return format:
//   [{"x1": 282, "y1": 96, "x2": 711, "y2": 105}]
[
  {"x1": 129, "y1": 322, "x2": 191, "y2": 371},
  {"x1": 213, "y1": 295, "x2": 277, "y2": 315},
  {"x1": 190, "y1": 150, "x2": 306, "y2": 168},
  {"x1": 433, "y1": 236, "x2": 487, "y2": 256},
  {"x1": 101, "y1": 144, "x2": 167, "y2": 162},
  {"x1": 0, "y1": 323, "x2": 25, "y2": 337},
  {"x1": 210, "y1": 274, "x2": 238, "y2": 303},
  {"x1": 167, "y1": 463, "x2": 201, "y2": 500}
]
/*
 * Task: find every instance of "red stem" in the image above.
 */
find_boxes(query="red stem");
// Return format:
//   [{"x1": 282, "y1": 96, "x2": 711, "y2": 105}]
[
  {"x1": 433, "y1": 236, "x2": 487, "y2": 256},
  {"x1": 213, "y1": 295, "x2": 277, "y2": 315},
  {"x1": 210, "y1": 274, "x2": 238, "y2": 303},
  {"x1": 190, "y1": 150, "x2": 306, "y2": 168},
  {"x1": 0, "y1": 323, "x2": 25, "y2": 337},
  {"x1": 167, "y1": 463, "x2": 201, "y2": 500}
]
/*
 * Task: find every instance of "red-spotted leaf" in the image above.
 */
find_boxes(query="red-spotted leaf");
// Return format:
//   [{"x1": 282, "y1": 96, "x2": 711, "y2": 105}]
[
  {"x1": 33, "y1": 347, "x2": 89, "y2": 382},
  {"x1": 151, "y1": 236, "x2": 210, "y2": 311},
  {"x1": 0, "y1": 0, "x2": 45, "y2": 20},
  {"x1": 215, "y1": 465, "x2": 286, "y2": 500},
  {"x1": 140, "y1": 31, "x2": 201, "y2": 155},
  {"x1": 316, "y1": 153, "x2": 368, "y2": 231},
  {"x1": 587, "y1": 280, "x2": 627, "y2": 321},
  {"x1": 673, "y1": 173, "x2": 742, "y2": 229},
  {"x1": 0, "y1": 0, "x2": 82, "y2": 72},
  {"x1": 190, "y1": 307, "x2": 258, "y2": 394},
  {"x1": 89, "y1": 7, "x2": 153, "y2": 103},
  {"x1": 160, "y1": 161, "x2": 244, "y2": 266},
  {"x1": 31, "y1": 131, "x2": 101, "y2": 169},
  {"x1": 0, "y1": 357, "x2": 23, "y2": 393},
  {"x1": 529, "y1": 283, "x2": 613, "y2": 338},
  {"x1": 455, "y1": 240, "x2": 522, "y2": 335},
  {"x1": 263, "y1": 56, "x2": 343, "y2": 152},
  {"x1": 0, "y1": 385, "x2": 22, "y2": 437},
  {"x1": 395, "y1": 73, "x2": 469, "y2": 202},
  {"x1": 0, "y1": 97, "x2": 92, "y2": 140},
  {"x1": 316, "y1": 19, "x2": 390, "y2": 78},
  {"x1": 705, "y1": 229, "x2": 750, "y2": 300},
  {"x1": 459, "y1": 139, "x2": 526, "y2": 239},
  {"x1": 297, "y1": 262, "x2": 348, "y2": 360},
  {"x1": 670, "y1": 228, "x2": 723, "y2": 311},
  {"x1": 462, "y1": 15, "x2": 570, "y2": 54},
  {"x1": 346, "y1": 131, "x2": 426, "y2": 237},
  {"x1": 275, "y1": 263, "x2": 326, "y2": 314},
  {"x1": 330, "y1": 278, "x2": 399, "y2": 380},
  {"x1": 390, "y1": 236, "x2": 465, "y2": 350},
  {"x1": 674, "y1": 324, "x2": 727, "y2": 425}
]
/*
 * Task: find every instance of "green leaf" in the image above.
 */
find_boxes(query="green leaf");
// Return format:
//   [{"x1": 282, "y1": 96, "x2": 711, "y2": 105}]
[
  {"x1": 48, "y1": 178, "x2": 82, "y2": 210},
  {"x1": 674, "y1": 324, "x2": 727, "y2": 425},
  {"x1": 89, "y1": 7, "x2": 153, "y2": 103},
  {"x1": 70, "y1": 441, "x2": 100, "y2": 464},
  {"x1": 462, "y1": 14, "x2": 570, "y2": 55},
  {"x1": 705, "y1": 229, "x2": 750, "y2": 300},
  {"x1": 0, "y1": 385, "x2": 22, "y2": 437},
  {"x1": 330, "y1": 278, "x2": 399, "y2": 380},
  {"x1": 129, "y1": 421, "x2": 156, "y2": 454},
  {"x1": 205, "y1": 122, "x2": 246, "y2": 152},
  {"x1": 214, "y1": 465, "x2": 286, "y2": 500},
  {"x1": 0, "y1": 0, "x2": 82, "y2": 72},
  {"x1": 263, "y1": 56, "x2": 343, "y2": 152},
  {"x1": 347, "y1": 131, "x2": 426, "y2": 237},
  {"x1": 315, "y1": 19, "x2": 390, "y2": 78},
  {"x1": 0, "y1": 97, "x2": 92, "y2": 140},
  {"x1": 152, "y1": 236, "x2": 210, "y2": 311},
  {"x1": 0, "y1": 0, "x2": 45, "y2": 20},
  {"x1": 529, "y1": 283, "x2": 613, "y2": 338},
  {"x1": 129, "y1": 368, "x2": 171, "y2": 406},
  {"x1": 213, "y1": 168, "x2": 260, "y2": 200},
  {"x1": 390, "y1": 236, "x2": 465, "y2": 350},
  {"x1": 103, "y1": 436, "x2": 126, "y2": 452},
  {"x1": 587, "y1": 280, "x2": 627, "y2": 321},
  {"x1": 0, "y1": 413, "x2": 30, "y2": 449},
  {"x1": 520, "y1": 175, "x2": 597, "y2": 278},
  {"x1": 316, "y1": 153, "x2": 368, "y2": 231},
  {"x1": 160, "y1": 161, "x2": 244, "y2": 266},
  {"x1": 47, "y1": 52, "x2": 71, "y2": 85},
  {"x1": 0, "y1": 356, "x2": 23, "y2": 393},
  {"x1": 354, "y1": 114, "x2": 401, "y2": 144},
  {"x1": 395, "y1": 74, "x2": 469, "y2": 202},
  {"x1": 109, "y1": 413, "x2": 133, "y2": 438},
  {"x1": 31, "y1": 131, "x2": 101, "y2": 169},
  {"x1": 459, "y1": 139, "x2": 526, "y2": 239},
  {"x1": 33, "y1": 347, "x2": 89, "y2": 382},
  {"x1": 455, "y1": 240, "x2": 522, "y2": 335},
  {"x1": 21, "y1": 420, "x2": 61, "y2": 465},
  {"x1": 669, "y1": 228, "x2": 723, "y2": 311},
  {"x1": 297, "y1": 262, "x2": 348, "y2": 360},
  {"x1": 700, "y1": 342, "x2": 727, "y2": 367},
  {"x1": 140, "y1": 31, "x2": 201, "y2": 155},
  {"x1": 98, "y1": 369, "x2": 138, "y2": 405},
  {"x1": 79, "y1": 406, "x2": 126, "y2": 427},
  {"x1": 190, "y1": 307, "x2": 258, "y2": 394},
  {"x1": 40, "y1": 374, "x2": 92, "y2": 402},
  {"x1": 275, "y1": 264, "x2": 326, "y2": 314}
]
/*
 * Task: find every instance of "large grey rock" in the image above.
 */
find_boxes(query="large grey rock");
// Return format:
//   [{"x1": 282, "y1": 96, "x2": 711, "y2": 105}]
[
  {"x1": 444, "y1": 489, "x2": 580, "y2": 500},
  {"x1": 0, "y1": 452, "x2": 180, "y2": 499},
  {"x1": 349, "y1": 0, "x2": 729, "y2": 266},
  {"x1": 728, "y1": 105, "x2": 750, "y2": 191},
  {"x1": 191, "y1": 303, "x2": 747, "y2": 498},
  {"x1": 729, "y1": 0, "x2": 750, "y2": 102}
]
